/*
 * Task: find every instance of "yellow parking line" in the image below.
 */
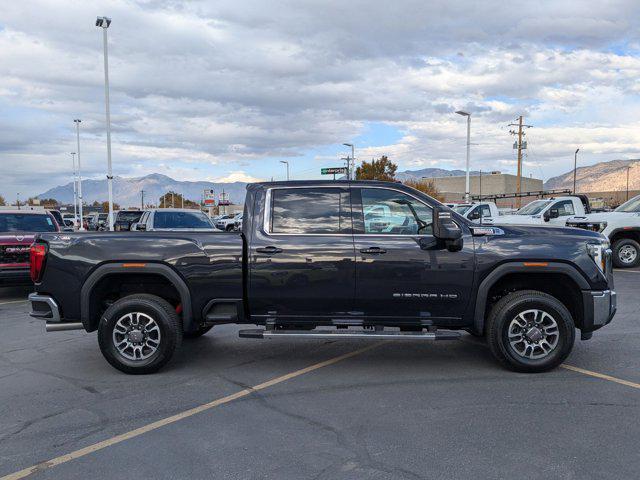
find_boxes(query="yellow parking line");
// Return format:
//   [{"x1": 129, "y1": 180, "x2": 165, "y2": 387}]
[
  {"x1": 561, "y1": 364, "x2": 640, "y2": 390},
  {"x1": 0, "y1": 300, "x2": 28, "y2": 306},
  {"x1": 0, "y1": 342, "x2": 382, "y2": 480}
]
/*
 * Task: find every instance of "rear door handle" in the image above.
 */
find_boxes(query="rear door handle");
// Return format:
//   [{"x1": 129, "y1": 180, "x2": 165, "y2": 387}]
[
  {"x1": 360, "y1": 247, "x2": 387, "y2": 255},
  {"x1": 256, "y1": 246, "x2": 283, "y2": 255}
]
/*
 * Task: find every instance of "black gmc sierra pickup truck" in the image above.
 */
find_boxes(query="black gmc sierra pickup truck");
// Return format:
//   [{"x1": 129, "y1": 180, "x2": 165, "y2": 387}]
[{"x1": 29, "y1": 180, "x2": 616, "y2": 374}]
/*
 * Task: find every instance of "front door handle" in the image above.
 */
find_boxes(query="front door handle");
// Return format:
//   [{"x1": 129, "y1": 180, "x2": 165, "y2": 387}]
[
  {"x1": 256, "y1": 246, "x2": 283, "y2": 255},
  {"x1": 360, "y1": 247, "x2": 387, "y2": 255}
]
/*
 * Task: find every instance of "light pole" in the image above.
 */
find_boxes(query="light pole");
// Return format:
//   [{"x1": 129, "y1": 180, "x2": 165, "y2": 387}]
[
  {"x1": 70, "y1": 152, "x2": 78, "y2": 226},
  {"x1": 96, "y1": 16, "x2": 114, "y2": 231},
  {"x1": 573, "y1": 148, "x2": 580, "y2": 194},
  {"x1": 627, "y1": 166, "x2": 632, "y2": 201},
  {"x1": 455, "y1": 110, "x2": 471, "y2": 202},
  {"x1": 73, "y1": 119, "x2": 85, "y2": 230},
  {"x1": 343, "y1": 143, "x2": 355, "y2": 180},
  {"x1": 280, "y1": 160, "x2": 290, "y2": 180}
]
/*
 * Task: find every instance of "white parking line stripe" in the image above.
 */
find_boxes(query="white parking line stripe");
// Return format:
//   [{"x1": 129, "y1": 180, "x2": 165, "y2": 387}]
[
  {"x1": 0, "y1": 300, "x2": 28, "y2": 306},
  {"x1": 561, "y1": 364, "x2": 640, "y2": 390},
  {"x1": 0, "y1": 342, "x2": 382, "y2": 480}
]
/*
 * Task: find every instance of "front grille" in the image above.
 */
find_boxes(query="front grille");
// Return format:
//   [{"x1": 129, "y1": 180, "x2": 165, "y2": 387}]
[{"x1": 0, "y1": 245, "x2": 30, "y2": 265}]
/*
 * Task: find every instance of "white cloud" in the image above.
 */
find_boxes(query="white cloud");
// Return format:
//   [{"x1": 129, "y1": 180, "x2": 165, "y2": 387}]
[{"x1": 213, "y1": 171, "x2": 263, "y2": 183}]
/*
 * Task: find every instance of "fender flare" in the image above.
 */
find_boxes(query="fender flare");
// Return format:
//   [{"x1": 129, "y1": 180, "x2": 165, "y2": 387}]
[
  {"x1": 608, "y1": 227, "x2": 640, "y2": 243},
  {"x1": 473, "y1": 262, "x2": 590, "y2": 335},
  {"x1": 80, "y1": 262, "x2": 193, "y2": 331}
]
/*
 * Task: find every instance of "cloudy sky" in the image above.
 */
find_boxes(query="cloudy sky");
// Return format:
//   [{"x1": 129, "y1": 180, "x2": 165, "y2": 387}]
[{"x1": 1, "y1": 0, "x2": 640, "y2": 201}]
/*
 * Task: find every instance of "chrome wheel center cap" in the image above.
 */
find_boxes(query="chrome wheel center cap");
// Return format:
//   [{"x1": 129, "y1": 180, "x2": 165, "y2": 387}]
[
  {"x1": 128, "y1": 330, "x2": 144, "y2": 343},
  {"x1": 525, "y1": 327, "x2": 543, "y2": 343}
]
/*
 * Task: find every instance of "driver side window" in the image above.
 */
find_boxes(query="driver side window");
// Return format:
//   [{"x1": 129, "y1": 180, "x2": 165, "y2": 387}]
[{"x1": 361, "y1": 188, "x2": 433, "y2": 235}]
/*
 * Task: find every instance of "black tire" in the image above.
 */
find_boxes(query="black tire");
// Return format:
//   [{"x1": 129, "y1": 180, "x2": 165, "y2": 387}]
[
  {"x1": 612, "y1": 238, "x2": 640, "y2": 268},
  {"x1": 98, "y1": 294, "x2": 182, "y2": 374},
  {"x1": 225, "y1": 225, "x2": 234, "y2": 231},
  {"x1": 183, "y1": 324, "x2": 214, "y2": 339},
  {"x1": 486, "y1": 290, "x2": 575, "y2": 373}
]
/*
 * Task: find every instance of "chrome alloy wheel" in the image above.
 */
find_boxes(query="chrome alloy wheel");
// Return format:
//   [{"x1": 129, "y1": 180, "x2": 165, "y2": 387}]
[
  {"x1": 619, "y1": 244, "x2": 638, "y2": 264},
  {"x1": 112, "y1": 312, "x2": 161, "y2": 361},
  {"x1": 507, "y1": 309, "x2": 559, "y2": 360}
]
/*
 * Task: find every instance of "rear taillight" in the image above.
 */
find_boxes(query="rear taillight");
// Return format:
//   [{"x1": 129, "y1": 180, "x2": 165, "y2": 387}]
[{"x1": 30, "y1": 243, "x2": 48, "y2": 283}]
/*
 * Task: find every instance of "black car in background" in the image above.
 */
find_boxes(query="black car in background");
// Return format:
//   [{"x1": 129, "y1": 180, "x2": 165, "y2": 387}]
[{"x1": 114, "y1": 210, "x2": 144, "y2": 231}]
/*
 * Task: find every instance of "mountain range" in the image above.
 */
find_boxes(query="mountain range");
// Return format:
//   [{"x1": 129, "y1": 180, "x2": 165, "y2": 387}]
[
  {"x1": 543, "y1": 159, "x2": 640, "y2": 192},
  {"x1": 37, "y1": 159, "x2": 640, "y2": 207}
]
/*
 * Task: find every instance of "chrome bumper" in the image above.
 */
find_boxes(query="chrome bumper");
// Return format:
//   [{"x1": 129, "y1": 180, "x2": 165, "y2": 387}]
[
  {"x1": 583, "y1": 289, "x2": 616, "y2": 330},
  {"x1": 28, "y1": 293, "x2": 84, "y2": 332}
]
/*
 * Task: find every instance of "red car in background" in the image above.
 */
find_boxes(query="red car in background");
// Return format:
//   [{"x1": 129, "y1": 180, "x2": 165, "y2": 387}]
[{"x1": 0, "y1": 210, "x2": 60, "y2": 285}]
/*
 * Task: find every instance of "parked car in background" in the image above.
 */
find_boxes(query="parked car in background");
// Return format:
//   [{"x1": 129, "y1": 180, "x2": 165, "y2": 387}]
[
  {"x1": 452, "y1": 202, "x2": 499, "y2": 224},
  {"x1": 87, "y1": 213, "x2": 109, "y2": 231},
  {"x1": 114, "y1": 210, "x2": 144, "y2": 231},
  {"x1": 567, "y1": 193, "x2": 640, "y2": 268},
  {"x1": 30, "y1": 180, "x2": 615, "y2": 374},
  {"x1": 0, "y1": 210, "x2": 59, "y2": 285},
  {"x1": 48, "y1": 210, "x2": 73, "y2": 232},
  {"x1": 215, "y1": 214, "x2": 240, "y2": 231},
  {"x1": 131, "y1": 208, "x2": 215, "y2": 231},
  {"x1": 494, "y1": 196, "x2": 589, "y2": 226},
  {"x1": 233, "y1": 213, "x2": 243, "y2": 231}
]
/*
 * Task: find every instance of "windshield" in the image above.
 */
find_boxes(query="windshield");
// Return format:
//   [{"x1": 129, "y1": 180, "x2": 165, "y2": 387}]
[
  {"x1": 0, "y1": 213, "x2": 57, "y2": 232},
  {"x1": 615, "y1": 195, "x2": 640, "y2": 213},
  {"x1": 453, "y1": 205, "x2": 472, "y2": 215},
  {"x1": 516, "y1": 200, "x2": 550, "y2": 215},
  {"x1": 154, "y1": 211, "x2": 213, "y2": 229}
]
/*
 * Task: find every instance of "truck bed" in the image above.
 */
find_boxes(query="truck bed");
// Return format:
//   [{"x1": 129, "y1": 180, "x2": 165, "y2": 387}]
[{"x1": 34, "y1": 231, "x2": 245, "y2": 327}]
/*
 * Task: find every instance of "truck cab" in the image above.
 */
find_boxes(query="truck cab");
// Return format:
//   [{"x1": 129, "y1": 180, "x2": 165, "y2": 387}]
[
  {"x1": 494, "y1": 196, "x2": 588, "y2": 226},
  {"x1": 451, "y1": 202, "x2": 499, "y2": 224}
]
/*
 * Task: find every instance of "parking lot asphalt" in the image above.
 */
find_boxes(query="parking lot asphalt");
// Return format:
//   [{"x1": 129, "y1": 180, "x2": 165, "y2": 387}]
[{"x1": 1, "y1": 271, "x2": 639, "y2": 480}]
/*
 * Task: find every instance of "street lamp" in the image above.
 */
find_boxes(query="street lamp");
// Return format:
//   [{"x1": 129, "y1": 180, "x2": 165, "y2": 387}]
[
  {"x1": 455, "y1": 110, "x2": 471, "y2": 202},
  {"x1": 573, "y1": 148, "x2": 580, "y2": 194},
  {"x1": 96, "y1": 16, "x2": 114, "y2": 231},
  {"x1": 280, "y1": 160, "x2": 290, "y2": 180},
  {"x1": 70, "y1": 152, "x2": 78, "y2": 226},
  {"x1": 627, "y1": 165, "x2": 632, "y2": 201},
  {"x1": 343, "y1": 143, "x2": 355, "y2": 180},
  {"x1": 73, "y1": 119, "x2": 85, "y2": 230}
]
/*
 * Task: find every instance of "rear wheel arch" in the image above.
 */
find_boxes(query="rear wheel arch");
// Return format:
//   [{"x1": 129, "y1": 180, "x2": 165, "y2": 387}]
[
  {"x1": 473, "y1": 263, "x2": 588, "y2": 336},
  {"x1": 81, "y1": 263, "x2": 193, "y2": 332}
]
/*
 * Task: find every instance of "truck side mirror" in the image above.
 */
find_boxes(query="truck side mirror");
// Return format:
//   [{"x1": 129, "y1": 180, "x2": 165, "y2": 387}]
[
  {"x1": 433, "y1": 207, "x2": 463, "y2": 251},
  {"x1": 544, "y1": 208, "x2": 559, "y2": 221},
  {"x1": 468, "y1": 209, "x2": 481, "y2": 221}
]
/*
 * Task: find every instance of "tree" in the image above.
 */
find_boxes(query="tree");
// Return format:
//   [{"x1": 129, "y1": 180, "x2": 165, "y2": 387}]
[
  {"x1": 403, "y1": 179, "x2": 445, "y2": 202},
  {"x1": 355, "y1": 155, "x2": 397, "y2": 181},
  {"x1": 101, "y1": 201, "x2": 120, "y2": 212},
  {"x1": 0, "y1": 194, "x2": 5, "y2": 206},
  {"x1": 158, "y1": 191, "x2": 199, "y2": 209}
]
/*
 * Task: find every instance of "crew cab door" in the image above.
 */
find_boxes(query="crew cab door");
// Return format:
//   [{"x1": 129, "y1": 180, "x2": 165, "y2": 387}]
[
  {"x1": 352, "y1": 187, "x2": 474, "y2": 322},
  {"x1": 248, "y1": 186, "x2": 356, "y2": 322}
]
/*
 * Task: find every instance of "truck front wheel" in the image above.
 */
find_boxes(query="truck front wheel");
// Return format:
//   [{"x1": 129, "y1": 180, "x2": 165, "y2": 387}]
[
  {"x1": 612, "y1": 238, "x2": 640, "y2": 268},
  {"x1": 98, "y1": 294, "x2": 182, "y2": 374},
  {"x1": 486, "y1": 290, "x2": 575, "y2": 373}
]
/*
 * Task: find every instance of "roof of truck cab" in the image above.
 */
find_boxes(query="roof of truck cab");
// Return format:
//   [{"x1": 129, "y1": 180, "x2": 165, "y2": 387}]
[{"x1": 249, "y1": 180, "x2": 404, "y2": 189}]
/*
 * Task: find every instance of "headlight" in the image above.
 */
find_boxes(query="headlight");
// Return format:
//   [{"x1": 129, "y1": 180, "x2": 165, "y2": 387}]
[{"x1": 586, "y1": 241, "x2": 609, "y2": 273}]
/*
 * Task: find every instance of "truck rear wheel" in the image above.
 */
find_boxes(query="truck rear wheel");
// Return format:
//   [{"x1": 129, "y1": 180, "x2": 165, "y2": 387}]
[
  {"x1": 98, "y1": 294, "x2": 182, "y2": 374},
  {"x1": 612, "y1": 238, "x2": 640, "y2": 268},
  {"x1": 486, "y1": 290, "x2": 575, "y2": 373}
]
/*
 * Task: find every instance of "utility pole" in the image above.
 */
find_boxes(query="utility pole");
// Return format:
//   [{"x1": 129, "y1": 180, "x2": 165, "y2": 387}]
[
  {"x1": 71, "y1": 152, "x2": 78, "y2": 226},
  {"x1": 573, "y1": 148, "x2": 580, "y2": 194},
  {"x1": 343, "y1": 143, "x2": 355, "y2": 180},
  {"x1": 479, "y1": 170, "x2": 482, "y2": 198},
  {"x1": 96, "y1": 16, "x2": 114, "y2": 231},
  {"x1": 509, "y1": 116, "x2": 532, "y2": 208},
  {"x1": 141, "y1": 190, "x2": 145, "y2": 209},
  {"x1": 73, "y1": 119, "x2": 85, "y2": 230},
  {"x1": 627, "y1": 166, "x2": 632, "y2": 201}
]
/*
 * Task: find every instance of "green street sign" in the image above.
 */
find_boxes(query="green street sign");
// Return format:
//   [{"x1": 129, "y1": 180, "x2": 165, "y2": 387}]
[{"x1": 321, "y1": 167, "x2": 347, "y2": 175}]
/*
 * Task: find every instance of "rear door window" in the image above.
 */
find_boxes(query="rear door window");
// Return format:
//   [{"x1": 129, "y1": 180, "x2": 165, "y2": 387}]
[{"x1": 269, "y1": 188, "x2": 351, "y2": 234}]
